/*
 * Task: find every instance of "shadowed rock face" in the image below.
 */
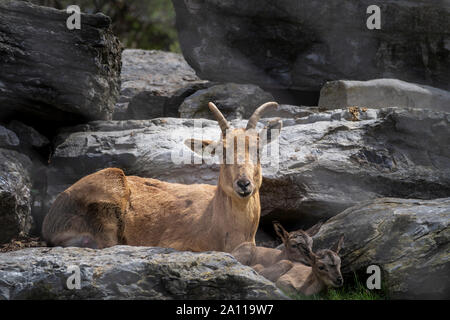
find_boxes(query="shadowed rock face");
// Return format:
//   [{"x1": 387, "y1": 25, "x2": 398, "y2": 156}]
[
  {"x1": 0, "y1": 149, "x2": 33, "y2": 243},
  {"x1": 114, "y1": 49, "x2": 209, "y2": 120},
  {"x1": 312, "y1": 197, "x2": 450, "y2": 300},
  {"x1": 179, "y1": 83, "x2": 274, "y2": 120},
  {"x1": 0, "y1": 246, "x2": 287, "y2": 300},
  {"x1": 44, "y1": 108, "x2": 450, "y2": 228},
  {"x1": 172, "y1": 0, "x2": 450, "y2": 91},
  {"x1": 0, "y1": 0, "x2": 122, "y2": 123}
]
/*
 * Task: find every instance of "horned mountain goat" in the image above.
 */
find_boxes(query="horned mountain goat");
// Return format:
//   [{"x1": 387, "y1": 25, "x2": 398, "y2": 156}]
[{"x1": 42, "y1": 102, "x2": 282, "y2": 252}]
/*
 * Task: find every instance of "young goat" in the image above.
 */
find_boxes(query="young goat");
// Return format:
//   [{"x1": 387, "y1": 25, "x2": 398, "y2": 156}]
[
  {"x1": 231, "y1": 221, "x2": 323, "y2": 272},
  {"x1": 261, "y1": 232, "x2": 344, "y2": 297},
  {"x1": 232, "y1": 222, "x2": 344, "y2": 296}
]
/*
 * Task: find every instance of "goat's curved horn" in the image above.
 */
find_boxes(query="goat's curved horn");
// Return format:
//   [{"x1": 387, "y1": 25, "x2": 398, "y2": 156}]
[
  {"x1": 246, "y1": 102, "x2": 279, "y2": 130},
  {"x1": 208, "y1": 102, "x2": 229, "y2": 134}
]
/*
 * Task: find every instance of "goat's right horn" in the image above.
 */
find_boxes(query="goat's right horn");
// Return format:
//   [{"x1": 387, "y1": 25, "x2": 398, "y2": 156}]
[
  {"x1": 208, "y1": 102, "x2": 230, "y2": 134},
  {"x1": 246, "y1": 102, "x2": 279, "y2": 130}
]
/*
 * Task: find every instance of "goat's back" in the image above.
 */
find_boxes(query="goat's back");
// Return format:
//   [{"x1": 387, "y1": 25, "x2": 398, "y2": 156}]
[
  {"x1": 276, "y1": 263, "x2": 314, "y2": 296},
  {"x1": 42, "y1": 168, "x2": 130, "y2": 247}
]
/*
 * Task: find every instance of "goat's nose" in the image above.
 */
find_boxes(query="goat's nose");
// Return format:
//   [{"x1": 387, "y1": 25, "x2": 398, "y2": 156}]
[
  {"x1": 237, "y1": 179, "x2": 251, "y2": 190},
  {"x1": 337, "y1": 276, "x2": 343, "y2": 284}
]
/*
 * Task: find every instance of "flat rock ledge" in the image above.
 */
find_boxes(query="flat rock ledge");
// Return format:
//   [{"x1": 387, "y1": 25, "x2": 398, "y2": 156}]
[{"x1": 0, "y1": 246, "x2": 287, "y2": 300}]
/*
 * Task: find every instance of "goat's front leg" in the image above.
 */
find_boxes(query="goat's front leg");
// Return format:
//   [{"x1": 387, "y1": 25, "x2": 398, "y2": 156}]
[{"x1": 257, "y1": 260, "x2": 294, "y2": 283}]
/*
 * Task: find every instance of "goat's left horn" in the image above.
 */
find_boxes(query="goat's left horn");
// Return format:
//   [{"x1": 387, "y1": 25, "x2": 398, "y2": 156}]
[
  {"x1": 208, "y1": 102, "x2": 230, "y2": 134},
  {"x1": 246, "y1": 102, "x2": 279, "y2": 130}
]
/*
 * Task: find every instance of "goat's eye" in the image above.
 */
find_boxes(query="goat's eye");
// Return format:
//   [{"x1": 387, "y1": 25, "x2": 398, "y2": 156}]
[{"x1": 318, "y1": 266, "x2": 325, "y2": 270}]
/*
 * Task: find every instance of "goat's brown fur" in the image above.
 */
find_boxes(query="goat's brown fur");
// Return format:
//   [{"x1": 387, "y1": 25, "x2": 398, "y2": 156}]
[
  {"x1": 231, "y1": 221, "x2": 322, "y2": 268},
  {"x1": 264, "y1": 236, "x2": 344, "y2": 296},
  {"x1": 42, "y1": 102, "x2": 282, "y2": 253},
  {"x1": 231, "y1": 221, "x2": 344, "y2": 296}
]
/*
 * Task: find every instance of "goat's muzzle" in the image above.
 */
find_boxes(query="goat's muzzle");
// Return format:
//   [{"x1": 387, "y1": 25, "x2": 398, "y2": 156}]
[{"x1": 234, "y1": 178, "x2": 253, "y2": 198}]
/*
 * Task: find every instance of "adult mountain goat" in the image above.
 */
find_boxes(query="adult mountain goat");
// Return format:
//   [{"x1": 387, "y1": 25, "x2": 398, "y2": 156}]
[{"x1": 42, "y1": 102, "x2": 282, "y2": 252}]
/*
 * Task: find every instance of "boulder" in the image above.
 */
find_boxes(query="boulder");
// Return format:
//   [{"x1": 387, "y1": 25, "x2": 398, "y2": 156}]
[
  {"x1": 46, "y1": 108, "x2": 450, "y2": 226},
  {"x1": 312, "y1": 197, "x2": 450, "y2": 299},
  {"x1": 0, "y1": 149, "x2": 33, "y2": 244},
  {"x1": 0, "y1": 0, "x2": 122, "y2": 123},
  {"x1": 172, "y1": 0, "x2": 450, "y2": 92},
  {"x1": 179, "y1": 83, "x2": 274, "y2": 120},
  {"x1": 0, "y1": 246, "x2": 287, "y2": 300},
  {"x1": 114, "y1": 49, "x2": 208, "y2": 120},
  {"x1": 319, "y1": 79, "x2": 450, "y2": 112},
  {"x1": 260, "y1": 107, "x2": 450, "y2": 225}
]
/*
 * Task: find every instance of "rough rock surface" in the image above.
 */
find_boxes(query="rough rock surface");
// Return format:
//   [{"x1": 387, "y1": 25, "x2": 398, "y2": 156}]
[
  {"x1": 179, "y1": 83, "x2": 274, "y2": 120},
  {"x1": 46, "y1": 108, "x2": 450, "y2": 225},
  {"x1": 319, "y1": 79, "x2": 450, "y2": 112},
  {"x1": 172, "y1": 0, "x2": 450, "y2": 91},
  {"x1": 0, "y1": 149, "x2": 33, "y2": 243},
  {"x1": 312, "y1": 197, "x2": 450, "y2": 299},
  {"x1": 0, "y1": 0, "x2": 122, "y2": 122},
  {"x1": 114, "y1": 49, "x2": 208, "y2": 120},
  {"x1": 261, "y1": 107, "x2": 450, "y2": 224},
  {"x1": 3, "y1": 121, "x2": 49, "y2": 235},
  {"x1": 0, "y1": 246, "x2": 287, "y2": 300}
]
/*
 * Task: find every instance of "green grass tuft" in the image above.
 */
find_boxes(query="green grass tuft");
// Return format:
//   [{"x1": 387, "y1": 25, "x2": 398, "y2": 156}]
[{"x1": 288, "y1": 272, "x2": 388, "y2": 300}]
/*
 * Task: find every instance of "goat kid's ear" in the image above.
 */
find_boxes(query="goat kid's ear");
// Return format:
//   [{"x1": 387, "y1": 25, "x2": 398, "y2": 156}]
[
  {"x1": 260, "y1": 118, "x2": 282, "y2": 145},
  {"x1": 273, "y1": 221, "x2": 290, "y2": 243},
  {"x1": 184, "y1": 139, "x2": 217, "y2": 157},
  {"x1": 305, "y1": 221, "x2": 323, "y2": 237},
  {"x1": 331, "y1": 235, "x2": 345, "y2": 254}
]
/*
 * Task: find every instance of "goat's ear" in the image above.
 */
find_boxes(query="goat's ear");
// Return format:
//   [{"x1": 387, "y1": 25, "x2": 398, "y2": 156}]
[
  {"x1": 184, "y1": 139, "x2": 217, "y2": 157},
  {"x1": 331, "y1": 235, "x2": 344, "y2": 254},
  {"x1": 273, "y1": 221, "x2": 289, "y2": 243},
  {"x1": 260, "y1": 118, "x2": 282, "y2": 145},
  {"x1": 305, "y1": 221, "x2": 323, "y2": 237}
]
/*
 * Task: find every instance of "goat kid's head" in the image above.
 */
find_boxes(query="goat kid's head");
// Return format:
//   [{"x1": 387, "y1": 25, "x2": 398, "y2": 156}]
[
  {"x1": 303, "y1": 235, "x2": 345, "y2": 288},
  {"x1": 185, "y1": 102, "x2": 282, "y2": 200},
  {"x1": 273, "y1": 221, "x2": 323, "y2": 266}
]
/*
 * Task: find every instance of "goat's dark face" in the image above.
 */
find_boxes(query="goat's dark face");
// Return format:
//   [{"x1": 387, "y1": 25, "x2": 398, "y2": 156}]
[
  {"x1": 273, "y1": 221, "x2": 324, "y2": 266},
  {"x1": 283, "y1": 230, "x2": 314, "y2": 265},
  {"x1": 185, "y1": 102, "x2": 282, "y2": 200}
]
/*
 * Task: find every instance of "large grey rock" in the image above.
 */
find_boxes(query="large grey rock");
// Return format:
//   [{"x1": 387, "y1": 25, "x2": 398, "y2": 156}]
[
  {"x1": 319, "y1": 79, "x2": 450, "y2": 112},
  {"x1": 179, "y1": 83, "x2": 274, "y2": 120},
  {"x1": 312, "y1": 198, "x2": 450, "y2": 299},
  {"x1": 0, "y1": 149, "x2": 33, "y2": 243},
  {"x1": 46, "y1": 108, "x2": 450, "y2": 224},
  {"x1": 172, "y1": 0, "x2": 450, "y2": 91},
  {"x1": 0, "y1": 246, "x2": 287, "y2": 300},
  {"x1": 114, "y1": 49, "x2": 208, "y2": 120},
  {"x1": 0, "y1": 0, "x2": 122, "y2": 122},
  {"x1": 261, "y1": 107, "x2": 450, "y2": 224}
]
